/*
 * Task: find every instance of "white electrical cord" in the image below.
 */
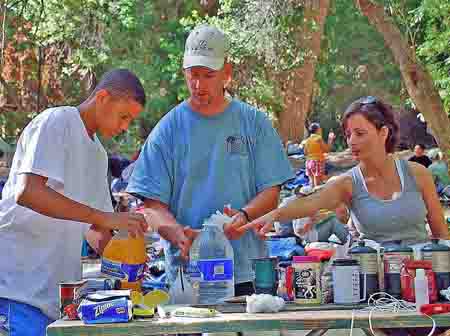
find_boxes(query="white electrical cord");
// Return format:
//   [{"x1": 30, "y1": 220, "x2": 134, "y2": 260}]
[
  {"x1": 350, "y1": 309, "x2": 355, "y2": 336},
  {"x1": 348, "y1": 292, "x2": 436, "y2": 336}
]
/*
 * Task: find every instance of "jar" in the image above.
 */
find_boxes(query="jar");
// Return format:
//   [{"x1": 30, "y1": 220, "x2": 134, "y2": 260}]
[{"x1": 292, "y1": 256, "x2": 321, "y2": 304}]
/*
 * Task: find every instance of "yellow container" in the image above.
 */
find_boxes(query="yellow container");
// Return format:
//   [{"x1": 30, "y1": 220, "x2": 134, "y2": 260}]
[{"x1": 101, "y1": 231, "x2": 146, "y2": 292}]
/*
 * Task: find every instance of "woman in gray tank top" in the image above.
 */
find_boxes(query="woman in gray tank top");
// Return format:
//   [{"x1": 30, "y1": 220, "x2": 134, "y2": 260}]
[
  {"x1": 242, "y1": 97, "x2": 448, "y2": 336},
  {"x1": 243, "y1": 96, "x2": 448, "y2": 245}
]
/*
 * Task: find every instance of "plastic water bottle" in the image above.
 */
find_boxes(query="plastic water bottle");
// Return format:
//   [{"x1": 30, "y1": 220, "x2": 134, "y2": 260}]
[
  {"x1": 414, "y1": 268, "x2": 429, "y2": 312},
  {"x1": 189, "y1": 215, "x2": 235, "y2": 304}
]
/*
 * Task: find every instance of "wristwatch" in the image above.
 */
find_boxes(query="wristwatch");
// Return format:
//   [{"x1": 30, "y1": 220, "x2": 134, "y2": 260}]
[{"x1": 238, "y1": 208, "x2": 251, "y2": 223}]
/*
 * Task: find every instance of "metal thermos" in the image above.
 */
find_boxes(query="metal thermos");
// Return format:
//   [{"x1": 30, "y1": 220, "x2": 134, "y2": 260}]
[
  {"x1": 349, "y1": 240, "x2": 379, "y2": 301},
  {"x1": 421, "y1": 239, "x2": 450, "y2": 296},
  {"x1": 383, "y1": 244, "x2": 413, "y2": 298}
]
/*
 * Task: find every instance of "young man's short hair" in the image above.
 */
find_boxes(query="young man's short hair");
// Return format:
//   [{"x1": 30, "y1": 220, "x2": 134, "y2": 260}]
[{"x1": 90, "y1": 69, "x2": 146, "y2": 107}]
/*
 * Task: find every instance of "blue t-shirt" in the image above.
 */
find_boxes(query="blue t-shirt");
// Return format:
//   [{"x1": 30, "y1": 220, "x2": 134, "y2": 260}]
[{"x1": 127, "y1": 99, "x2": 294, "y2": 283}]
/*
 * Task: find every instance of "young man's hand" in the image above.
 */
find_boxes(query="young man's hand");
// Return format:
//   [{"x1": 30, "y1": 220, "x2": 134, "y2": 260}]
[
  {"x1": 85, "y1": 226, "x2": 113, "y2": 255},
  {"x1": 92, "y1": 211, "x2": 148, "y2": 237}
]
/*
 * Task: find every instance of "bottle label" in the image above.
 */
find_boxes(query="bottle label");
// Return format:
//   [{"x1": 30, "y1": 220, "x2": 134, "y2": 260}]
[
  {"x1": 197, "y1": 259, "x2": 233, "y2": 282},
  {"x1": 186, "y1": 260, "x2": 201, "y2": 280},
  {"x1": 101, "y1": 258, "x2": 145, "y2": 282},
  {"x1": 384, "y1": 253, "x2": 411, "y2": 274},
  {"x1": 352, "y1": 254, "x2": 378, "y2": 274},
  {"x1": 293, "y1": 266, "x2": 319, "y2": 302},
  {"x1": 423, "y1": 251, "x2": 450, "y2": 273}
]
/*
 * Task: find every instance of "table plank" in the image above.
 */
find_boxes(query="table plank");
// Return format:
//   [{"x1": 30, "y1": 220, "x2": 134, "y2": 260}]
[
  {"x1": 47, "y1": 310, "x2": 450, "y2": 336},
  {"x1": 191, "y1": 302, "x2": 366, "y2": 313}
]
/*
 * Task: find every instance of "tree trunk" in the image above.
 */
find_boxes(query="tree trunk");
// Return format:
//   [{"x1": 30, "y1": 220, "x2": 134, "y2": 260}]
[
  {"x1": 0, "y1": 0, "x2": 7, "y2": 65},
  {"x1": 199, "y1": 0, "x2": 219, "y2": 16},
  {"x1": 354, "y1": 0, "x2": 450, "y2": 158},
  {"x1": 278, "y1": 0, "x2": 330, "y2": 144}
]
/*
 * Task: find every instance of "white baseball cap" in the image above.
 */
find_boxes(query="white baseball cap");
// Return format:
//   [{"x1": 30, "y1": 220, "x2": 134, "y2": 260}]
[{"x1": 183, "y1": 24, "x2": 229, "y2": 71}]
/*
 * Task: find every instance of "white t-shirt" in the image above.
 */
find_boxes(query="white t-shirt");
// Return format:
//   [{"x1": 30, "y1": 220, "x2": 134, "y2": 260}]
[{"x1": 0, "y1": 106, "x2": 113, "y2": 319}]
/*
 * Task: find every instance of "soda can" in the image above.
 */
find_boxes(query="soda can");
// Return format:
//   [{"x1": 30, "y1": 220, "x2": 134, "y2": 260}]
[{"x1": 59, "y1": 280, "x2": 87, "y2": 319}]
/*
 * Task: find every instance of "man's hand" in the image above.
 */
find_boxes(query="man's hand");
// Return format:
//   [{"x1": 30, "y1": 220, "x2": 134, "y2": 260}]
[
  {"x1": 223, "y1": 207, "x2": 248, "y2": 240},
  {"x1": 238, "y1": 210, "x2": 278, "y2": 240},
  {"x1": 92, "y1": 211, "x2": 148, "y2": 238},
  {"x1": 158, "y1": 224, "x2": 200, "y2": 259},
  {"x1": 182, "y1": 226, "x2": 200, "y2": 257}
]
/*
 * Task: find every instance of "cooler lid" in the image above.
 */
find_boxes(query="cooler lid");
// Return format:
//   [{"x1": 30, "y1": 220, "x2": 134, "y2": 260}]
[
  {"x1": 421, "y1": 238, "x2": 450, "y2": 252},
  {"x1": 332, "y1": 258, "x2": 359, "y2": 266},
  {"x1": 349, "y1": 240, "x2": 377, "y2": 254}
]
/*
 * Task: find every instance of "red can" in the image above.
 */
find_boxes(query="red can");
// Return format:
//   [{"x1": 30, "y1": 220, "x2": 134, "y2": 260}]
[
  {"x1": 400, "y1": 260, "x2": 438, "y2": 303},
  {"x1": 285, "y1": 266, "x2": 295, "y2": 301},
  {"x1": 59, "y1": 280, "x2": 87, "y2": 319}
]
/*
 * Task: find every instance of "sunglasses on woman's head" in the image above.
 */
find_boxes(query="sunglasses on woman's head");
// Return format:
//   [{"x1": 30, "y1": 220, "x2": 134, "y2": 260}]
[{"x1": 359, "y1": 96, "x2": 378, "y2": 105}]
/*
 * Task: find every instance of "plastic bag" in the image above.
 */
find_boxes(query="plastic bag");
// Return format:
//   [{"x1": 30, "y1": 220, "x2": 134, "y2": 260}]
[
  {"x1": 205, "y1": 210, "x2": 233, "y2": 229},
  {"x1": 265, "y1": 237, "x2": 304, "y2": 260},
  {"x1": 246, "y1": 294, "x2": 285, "y2": 313},
  {"x1": 168, "y1": 267, "x2": 196, "y2": 304}
]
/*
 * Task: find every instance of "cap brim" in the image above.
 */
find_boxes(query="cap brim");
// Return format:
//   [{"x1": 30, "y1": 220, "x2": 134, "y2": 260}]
[{"x1": 183, "y1": 55, "x2": 224, "y2": 71}]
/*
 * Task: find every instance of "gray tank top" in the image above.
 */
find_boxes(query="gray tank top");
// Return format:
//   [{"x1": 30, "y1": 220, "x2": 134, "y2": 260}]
[{"x1": 348, "y1": 159, "x2": 428, "y2": 245}]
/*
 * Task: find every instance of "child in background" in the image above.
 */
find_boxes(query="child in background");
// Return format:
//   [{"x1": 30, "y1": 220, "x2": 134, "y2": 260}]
[{"x1": 303, "y1": 123, "x2": 335, "y2": 187}]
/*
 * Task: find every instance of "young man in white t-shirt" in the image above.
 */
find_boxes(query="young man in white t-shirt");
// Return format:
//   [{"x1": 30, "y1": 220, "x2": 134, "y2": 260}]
[{"x1": 0, "y1": 69, "x2": 151, "y2": 336}]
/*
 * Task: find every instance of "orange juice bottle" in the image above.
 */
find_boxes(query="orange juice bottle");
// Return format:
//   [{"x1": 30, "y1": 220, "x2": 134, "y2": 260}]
[{"x1": 101, "y1": 230, "x2": 146, "y2": 292}]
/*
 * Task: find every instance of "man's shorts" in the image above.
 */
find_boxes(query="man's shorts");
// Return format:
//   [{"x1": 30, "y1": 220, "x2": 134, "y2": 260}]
[
  {"x1": 306, "y1": 159, "x2": 325, "y2": 177},
  {"x1": 0, "y1": 298, "x2": 54, "y2": 336}
]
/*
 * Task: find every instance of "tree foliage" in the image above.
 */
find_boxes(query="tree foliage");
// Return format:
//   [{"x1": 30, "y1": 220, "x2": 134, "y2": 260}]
[{"x1": 1, "y1": 0, "x2": 449, "y2": 155}]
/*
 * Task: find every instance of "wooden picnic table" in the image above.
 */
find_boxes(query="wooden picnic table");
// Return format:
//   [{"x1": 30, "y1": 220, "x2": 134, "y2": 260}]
[{"x1": 46, "y1": 302, "x2": 450, "y2": 336}]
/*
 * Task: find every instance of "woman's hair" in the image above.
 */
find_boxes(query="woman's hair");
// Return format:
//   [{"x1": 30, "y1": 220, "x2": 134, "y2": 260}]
[
  {"x1": 309, "y1": 122, "x2": 321, "y2": 134},
  {"x1": 341, "y1": 96, "x2": 399, "y2": 153}
]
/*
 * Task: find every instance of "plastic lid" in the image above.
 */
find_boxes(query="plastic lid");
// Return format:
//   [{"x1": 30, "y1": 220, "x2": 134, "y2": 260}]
[
  {"x1": 349, "y1": 240, "x2": 377, "y2": 254},
  {"x1": 292, "y1": 256, "x2": 320, "y2": 263},
  {"x1": 421, "y1": 239, "x2": 450, "y2": 252},
  {"x1": 332, "y1": 258, "x2": 359, "y2": 266},
  {"x1": 415, "y1": 268, "x2": 426, "y2": 280},
  {"x1": 203, "y1": 221, "x2": 224, "y2": 230},
  {"x1": 278, "y1": 261, "x2": 292, "y2": 268},
  {"x1": 383, "y1": 244, "x2": 413, "y2": 253}
]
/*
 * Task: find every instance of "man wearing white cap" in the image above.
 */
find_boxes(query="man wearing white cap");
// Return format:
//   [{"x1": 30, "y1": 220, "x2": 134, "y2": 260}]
[{"x1": 127, "y1": 24, "x2": 294, "y2": 296}]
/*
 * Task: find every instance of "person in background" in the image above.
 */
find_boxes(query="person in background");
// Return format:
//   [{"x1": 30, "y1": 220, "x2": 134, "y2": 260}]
[
  {"x1": 303, "y1": 122, "x2": 335, "y2": 187},
  {"x1": 126, "y1": 24, "x2": 294, "y2": 298},
  {"x1": 0, "y1": 69, "x2": 151, "y2": 336},
  {"x1": 112, "y1": 148, "x2": 143, "y2": 212},
  {"x1": 108, "y1": 153, "x2": 133, "y2": 205},
  {"x1": 408, "y1": 143, "x2": 432, "y2": 168},
  {"x1": 428, "y1": 150, "x2": 450, "y2": 194}
]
